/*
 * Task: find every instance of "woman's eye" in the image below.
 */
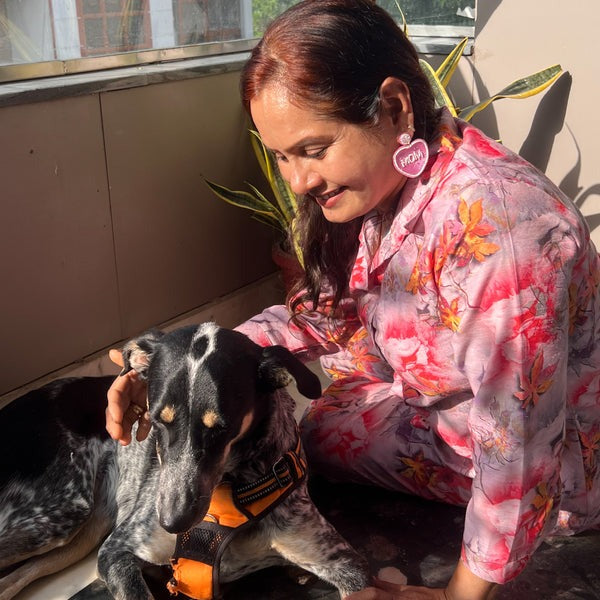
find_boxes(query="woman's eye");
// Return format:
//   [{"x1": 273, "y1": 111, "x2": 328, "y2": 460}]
[
  {"x1": 305, "y1": 147, "x2": 327, "y2": 159},
  {"x1": 274, "y1": 153, "x2": 288, "y2": 163}
]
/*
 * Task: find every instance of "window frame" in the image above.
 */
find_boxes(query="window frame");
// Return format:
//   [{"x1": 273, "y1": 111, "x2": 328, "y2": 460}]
[{"x1": 0, "y1": 2, "x2": 473, "y2": 87}]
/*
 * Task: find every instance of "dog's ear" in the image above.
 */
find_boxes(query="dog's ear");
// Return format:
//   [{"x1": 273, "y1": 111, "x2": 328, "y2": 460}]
[
  {"x1": 121, "y1": 329, "x2": 164, "y2": 379},
  {"x1": 258, "y1": 346, "x2": 322, "y2": 399}
]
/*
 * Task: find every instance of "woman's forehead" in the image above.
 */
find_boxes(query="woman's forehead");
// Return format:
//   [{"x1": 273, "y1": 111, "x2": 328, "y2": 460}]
[{"x1": 250, "y1": 85, "x2": 342, "y2": 151}]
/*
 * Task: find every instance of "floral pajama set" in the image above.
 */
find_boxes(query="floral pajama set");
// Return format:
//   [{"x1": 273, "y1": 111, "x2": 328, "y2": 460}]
[{"x1": 237, "y1": 110, "x2": 600, "y2": 583}]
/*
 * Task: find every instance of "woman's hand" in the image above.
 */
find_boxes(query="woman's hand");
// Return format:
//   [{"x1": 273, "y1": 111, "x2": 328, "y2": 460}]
[
  {"x1": 344, "y1": 563, "x2": 497, "y2": 600},
  {"x1": 105, "y1": 349, "x2": 151, "y2": 445},
  {"x1": 344, "y1": 567, "x2": 447, "y2": 599}
]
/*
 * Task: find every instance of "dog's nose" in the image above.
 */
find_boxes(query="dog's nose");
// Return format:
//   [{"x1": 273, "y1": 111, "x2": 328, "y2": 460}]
[
  {"x1": 159, "y1": 491, "x2": 208, "y2": 533},
  {"x1": 160, "y1": 508, "x2": 197, "y2": 534}
]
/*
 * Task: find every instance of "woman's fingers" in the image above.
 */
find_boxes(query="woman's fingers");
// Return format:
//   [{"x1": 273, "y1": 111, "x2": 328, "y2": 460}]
[
  {"x1": 106, "y1": 367, "x2": 148, "y2": 445},
  {"x1": 109, "y1": 348, "x2": 125, "y2": 368},
  {"x1": 378, "y1": 568, "x2": 408, "y2": 586},
  {"x1": 136, "y1": 411, "x2": 152, "y2": 442}
]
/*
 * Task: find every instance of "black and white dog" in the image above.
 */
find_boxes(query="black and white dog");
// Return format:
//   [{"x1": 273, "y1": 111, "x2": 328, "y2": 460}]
[{"x1": 0, "y1": 323, "x2": 369, "y2": 599}]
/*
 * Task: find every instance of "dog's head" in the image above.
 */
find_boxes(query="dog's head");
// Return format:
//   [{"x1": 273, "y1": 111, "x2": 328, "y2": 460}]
[{"x1": 121, "y1": 323, "x2": 321, "y2": 533}]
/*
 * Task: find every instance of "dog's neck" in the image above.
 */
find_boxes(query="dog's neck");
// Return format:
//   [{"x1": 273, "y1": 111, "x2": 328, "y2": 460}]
[{"x1": 225, "y1": 389, "x2": 299, "y2": 485}]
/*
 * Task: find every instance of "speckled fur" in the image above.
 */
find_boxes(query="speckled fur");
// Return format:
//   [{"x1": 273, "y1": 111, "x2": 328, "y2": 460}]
[
  {"x1": 0, "y1": 377, "x2": 118, "y2": 600},
  {"x1": 0, "y1": 324, "x2": 369, "y2": 600}
]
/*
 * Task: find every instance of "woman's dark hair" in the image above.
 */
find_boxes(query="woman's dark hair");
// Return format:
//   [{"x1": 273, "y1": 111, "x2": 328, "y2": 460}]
[{"x1": 240, "y1": 0, "x2": 437, "y2": 317}]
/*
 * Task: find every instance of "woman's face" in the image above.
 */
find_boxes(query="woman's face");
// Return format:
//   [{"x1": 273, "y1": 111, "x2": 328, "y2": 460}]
[{"x1": 250, "y1": 82, "x2": 410, "y2": 223}]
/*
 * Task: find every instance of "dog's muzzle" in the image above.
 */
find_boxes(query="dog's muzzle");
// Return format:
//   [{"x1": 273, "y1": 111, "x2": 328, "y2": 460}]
[{"x1": 166, "y1": 437, "x2": 307, "y2": 599}]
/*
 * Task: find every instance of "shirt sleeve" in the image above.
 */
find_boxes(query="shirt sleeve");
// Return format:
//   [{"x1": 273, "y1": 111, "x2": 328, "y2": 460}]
[
  {"x1": 235, "y1": 295, "x2": 361, "y2": 362},
  {"x1": 441, "y1": 183, "x2": 589, "y2": 582}
]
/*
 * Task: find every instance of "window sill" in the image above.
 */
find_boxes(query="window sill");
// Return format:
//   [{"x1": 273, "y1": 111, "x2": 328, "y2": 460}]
[
  {"x1": 0, "y1": 33, "x2": 472, "y2": 109},
  {"x1": 412, "y1": 35, "x2": 473, "y2": 56},
  {"x1": 0, "y1": 51, "x2": 250, "y2": 108}
]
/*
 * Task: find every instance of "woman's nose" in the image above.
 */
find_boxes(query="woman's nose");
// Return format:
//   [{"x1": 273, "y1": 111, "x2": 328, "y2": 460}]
[{"x1": 289, "y1": 163, "x2": 321, "y2": 196}]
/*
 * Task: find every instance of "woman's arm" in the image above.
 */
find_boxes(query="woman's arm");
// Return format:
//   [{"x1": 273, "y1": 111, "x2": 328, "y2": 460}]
[{"x1": 235, "y1": 295, "x2": 361, "y2": 360}]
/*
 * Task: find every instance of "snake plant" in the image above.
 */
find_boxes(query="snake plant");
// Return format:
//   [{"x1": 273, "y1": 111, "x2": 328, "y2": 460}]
[
  {"x1": 419, "y1": 36, "x2": 562, "y2": 121},
  {"x1": 205, "y1": 129, "x2": 304, "y2": 267},
  {"x1": 205, "y1": 5, "x2": 563, "y2": 269},
  {"x1": 392, "y1": 3, "x2": 563, "y2": 120}
]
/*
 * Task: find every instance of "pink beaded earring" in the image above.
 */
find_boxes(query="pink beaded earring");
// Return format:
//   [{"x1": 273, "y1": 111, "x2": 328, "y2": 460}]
[{"x1": 392, "y1": 127, "x2": 429, "y2": 179}]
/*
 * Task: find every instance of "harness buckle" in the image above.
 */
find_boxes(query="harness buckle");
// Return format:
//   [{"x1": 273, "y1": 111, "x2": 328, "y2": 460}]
[{"x1": 272, "y1": 456, "x2": 288, "y2": 488}]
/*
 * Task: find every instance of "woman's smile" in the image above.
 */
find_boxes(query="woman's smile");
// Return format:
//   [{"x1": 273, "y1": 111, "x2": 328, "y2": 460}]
[{"x1": 312, "y1": 187, "x2": 348, "y2": 209}]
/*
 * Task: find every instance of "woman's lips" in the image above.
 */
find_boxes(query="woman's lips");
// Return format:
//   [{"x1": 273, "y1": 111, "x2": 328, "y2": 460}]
[{"x1": 314, "y1": 187, "x2": 346, "y2": 208}]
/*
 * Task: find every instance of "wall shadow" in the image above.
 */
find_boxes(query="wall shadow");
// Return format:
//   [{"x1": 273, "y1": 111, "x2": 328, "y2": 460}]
[
  {"x1": 558, "y1": 124, "x2": 600, "y2": 237},
  {"x1": 519, "y1": 72, "x2": 572, "y2": 172},
  {"x1": 474, "y1": 0, "x2": 502, "y2": 35}
]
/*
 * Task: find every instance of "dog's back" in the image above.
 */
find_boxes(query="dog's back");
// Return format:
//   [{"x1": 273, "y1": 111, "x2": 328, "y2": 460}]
[{"x1": 0, "y1": 377, "x2": 118, "y2": 600}]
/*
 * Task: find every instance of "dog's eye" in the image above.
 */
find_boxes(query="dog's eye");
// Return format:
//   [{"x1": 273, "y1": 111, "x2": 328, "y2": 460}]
[
  {"x1": 159, "y1": 405, "x2": 176, "y2": 424},
  {"x1": 201, "y1": 409, "x2": 222, "y2": 429}
]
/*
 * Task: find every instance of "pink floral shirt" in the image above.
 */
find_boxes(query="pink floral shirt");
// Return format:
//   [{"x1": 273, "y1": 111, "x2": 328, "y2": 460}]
[{"x1": 237, "y1": 110, "x2": 600, "y2": 583}]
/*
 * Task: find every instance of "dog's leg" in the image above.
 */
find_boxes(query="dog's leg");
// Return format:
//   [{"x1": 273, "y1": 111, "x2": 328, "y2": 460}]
[
  {"x1": 268, "y1": 493, "x2": 370, "y2": 598},
  {"x1": 97, "y1": 545, "x2": 150, "y2": 600},
  {"x1": 97, "y1": 516, "x2": 175, "y2": 600},
  {"x1": 0, "y1": 504, "x2": 113, "y2": 600}
]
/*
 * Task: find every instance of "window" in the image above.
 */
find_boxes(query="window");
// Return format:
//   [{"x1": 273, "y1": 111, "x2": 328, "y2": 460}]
[
  {"x1": 77, "y1": 0, "x2": 152, "y2": 56},
  {"x1": 378, "y1": 0, "x2": 474, "y2": 27},
  {"x1": 0, "y1": 0, "x2": 474, "y2": 83}
]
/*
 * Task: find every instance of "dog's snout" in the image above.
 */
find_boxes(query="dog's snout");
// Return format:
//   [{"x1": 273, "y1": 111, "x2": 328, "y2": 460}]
[
  {"x1": 158, "y1": 483, "x2": 210, "y2": 534},
  {"x1": 159, "y1": 511, "x2": 192, "y2": 534},
  {"x1": 159, "y1": 495, "x2": 206, "y2": 533}
]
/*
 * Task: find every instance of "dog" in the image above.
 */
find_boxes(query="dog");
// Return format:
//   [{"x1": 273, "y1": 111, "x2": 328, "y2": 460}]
[
  {"x1": 0, "y1": 323, "x2": 369, "y2": 599},
  {"x1": 0, "y1": 375, "x2": 117, "y2": 600}
]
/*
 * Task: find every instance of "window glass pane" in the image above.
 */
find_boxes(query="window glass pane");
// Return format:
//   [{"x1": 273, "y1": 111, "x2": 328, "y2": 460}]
[
  {"x1": 252, "y1": 0, "x2": 296, "y2": 37},
  {"x1": 0, "y1": 0, "x2": 474, "y2": 82},
  {"x1": 377, "y1": 0, "x2": 474, "y2": 27},
  {"x1": 83, "y1": 17, "x2": 105, "y2": 51},
  {"x1": 83, "y1": 0, "x2": 101, "y2": 12}
]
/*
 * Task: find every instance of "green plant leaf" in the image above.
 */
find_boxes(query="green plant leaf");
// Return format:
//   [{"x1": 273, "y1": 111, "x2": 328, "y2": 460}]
[
  {"x1": 204, "y1": 179, "x2": 280, "y2": 220},
  {"x1": 246, "y1": 182, "x2": 286, "y2": 221},
  {"x1": 458, "y1": 64, "x2": 563, "y2": 122},
  {"x1": 252, "y1": 212, "x2": 285, "y2": 231},
  {"x1": 249, "y1": 129, "x2": 270, "y2": 182},
  {"x1": 270, "y1": 164, "x2": 298, "y2": 221},
  {"x1": 249, "y1": 128, "x2": 297, "y2": 225},
  {"x1": 435, "y1": 37, "x2": 469, "y2": 88},
  {"x1": 419, "y1": 59, "x2": 458, "y2": 116},
  {"x1": 393, "y1": 0, "x2": 408, "y2": 36},
  {"x1": 290, "y1": 218, "x2": 305, "y2": 268}
]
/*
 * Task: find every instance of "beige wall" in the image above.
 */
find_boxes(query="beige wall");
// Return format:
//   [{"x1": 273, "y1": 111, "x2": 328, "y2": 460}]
[
  {"x1": 0, "y1": 71, "x2": 276, "y2": 396},
  {"x1": 1, "y1": 0, "x2": 598, "y2": 396},
  {"x1": 453, "y1": 0, "x2": 599, "y2": 246}
]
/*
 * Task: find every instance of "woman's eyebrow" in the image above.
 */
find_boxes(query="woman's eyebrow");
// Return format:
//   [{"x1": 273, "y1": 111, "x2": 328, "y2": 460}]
[{"x1": 268, "y1": 135, "x2": 332, "y2": 155}]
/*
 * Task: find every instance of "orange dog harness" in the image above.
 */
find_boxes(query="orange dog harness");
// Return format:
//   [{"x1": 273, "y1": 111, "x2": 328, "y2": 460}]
[{"x1": 166, "y1": 439, "x2": 307, "y2": 599}]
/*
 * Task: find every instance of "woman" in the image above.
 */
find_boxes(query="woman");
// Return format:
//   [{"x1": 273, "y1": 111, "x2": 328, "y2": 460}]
[{"x1": 106, "y1": 1, "x2": 600, "y2": 598}]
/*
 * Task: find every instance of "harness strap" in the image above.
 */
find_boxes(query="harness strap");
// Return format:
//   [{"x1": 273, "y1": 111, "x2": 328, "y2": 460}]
[{"x1": 167, "y1": 438, "x2": 307, "y2": 599}]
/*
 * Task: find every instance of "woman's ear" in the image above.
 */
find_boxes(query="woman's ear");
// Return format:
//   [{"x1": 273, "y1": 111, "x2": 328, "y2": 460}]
[{"x1": 379, "y1": 76, "x2": 414, "y2": 132}]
